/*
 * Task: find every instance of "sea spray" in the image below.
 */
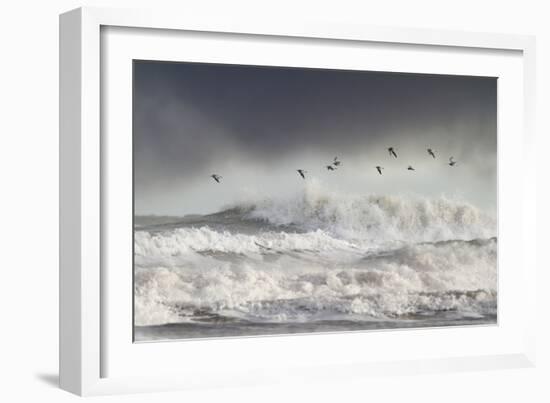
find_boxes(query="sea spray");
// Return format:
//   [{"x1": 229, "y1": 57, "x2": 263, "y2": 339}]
[{"x1": 135, "y1": 185, "x2": 497, "y2": 328}]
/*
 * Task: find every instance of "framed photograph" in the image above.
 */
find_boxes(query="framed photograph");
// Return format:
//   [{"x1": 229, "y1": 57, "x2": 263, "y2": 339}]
[{"x1": 60, "y1": 7, "x2": 537, "y2": 396}]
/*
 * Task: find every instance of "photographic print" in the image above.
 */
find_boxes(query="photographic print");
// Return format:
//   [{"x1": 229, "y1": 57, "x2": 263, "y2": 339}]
[{"x1": 133, "y1": 61, "x2": 497, "y2": 341}]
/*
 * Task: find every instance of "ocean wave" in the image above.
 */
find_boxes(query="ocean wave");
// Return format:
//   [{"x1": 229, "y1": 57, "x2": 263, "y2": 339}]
[
  {"x1": 134, "y1": 185, "x2": 497, "y2": 327},
  {"x1": 135, "y1": 227, "x2": 367, "y2": 266},
  {"x1": 134, "y1": 236, "x2": 497, "y2": 326},
  {"x1": 214, "y1": 182, "x2": 497, "y2": 243}
]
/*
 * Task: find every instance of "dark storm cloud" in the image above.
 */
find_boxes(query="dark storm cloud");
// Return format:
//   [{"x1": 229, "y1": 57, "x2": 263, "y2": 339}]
[{"x1": 133, "y1": 60, "x2": 496, "y2": 215}]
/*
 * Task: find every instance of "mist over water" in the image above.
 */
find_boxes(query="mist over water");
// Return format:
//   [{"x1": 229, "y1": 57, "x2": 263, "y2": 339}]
[{"x1": 133, "y1": 62, "x2": 496, "y2": 216}]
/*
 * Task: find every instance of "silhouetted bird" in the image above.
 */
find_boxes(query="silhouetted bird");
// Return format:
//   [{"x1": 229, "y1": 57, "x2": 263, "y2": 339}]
[
  {"x1": 376, "y1": 166, "x2": 384, "y2": 175},
  {"x1": 448, "y1": 157, "x2": 457, "y2": 166},
  {"x1": 388, "y1": 147, "x2": 397, "y2": 158},
  {"x1": 427, "y1": 148, "x2": 436, "y2": 158},
  {"x1": 333, "y1": 157, "x2": 342, "y2": 166},
  {"x1": 326, "y1": 165, "x2": 336, "y2": 171},
  {"x1": 407, "y1": 165, "x2": 415, "y2": 171},
  {"x1": 297, "y1": 169, "x2": 307, "y2": 179},
  {"x1": 210, "y1": 174, "x2": 222, "y2": 183}
]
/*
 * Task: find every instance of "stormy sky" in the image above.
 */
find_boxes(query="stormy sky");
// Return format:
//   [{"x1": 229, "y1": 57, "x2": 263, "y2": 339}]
[{"x1": 133, "y1": 60, "x2": 497, "y2": 216}]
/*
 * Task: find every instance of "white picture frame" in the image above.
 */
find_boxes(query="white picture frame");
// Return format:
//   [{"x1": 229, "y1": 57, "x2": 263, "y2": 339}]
[{"x1": 59, "y1": 6, "x2": 537, "y2": 396}]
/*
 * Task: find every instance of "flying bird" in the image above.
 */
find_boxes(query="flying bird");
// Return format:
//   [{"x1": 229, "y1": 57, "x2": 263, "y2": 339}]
[
  {"x1": 388, "y1": 147, "x2": 397, "y2": 158},
  {"x1": 407, "y1": 165, "x2": 415, "y2": 171},
  {"x1": 376, "y1": 166, "x2": 384, "y2": 175},
  {"x1": 448, "y1": 157, "x2": 457, "y2": 166},
  {"x1": 297, "y1": 169, "x2": 307, "y2": 179},
  {"x1": 427, "y1": 148, "x2": 436, "y2": 158},
  {"x1": 333, "y1": 157, "x2": 342, "y2": 166},
  {"x1": 210, "y1": 174, "x2": 222, "y2": 183},
  {"x1": 326, "y1": 165, "x2": 336, "y2": 171}
]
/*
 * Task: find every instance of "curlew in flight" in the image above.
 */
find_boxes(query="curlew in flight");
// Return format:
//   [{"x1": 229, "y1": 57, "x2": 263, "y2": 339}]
[{"x1": 210, "y1": 174, "x2": 222, "y2": 183}]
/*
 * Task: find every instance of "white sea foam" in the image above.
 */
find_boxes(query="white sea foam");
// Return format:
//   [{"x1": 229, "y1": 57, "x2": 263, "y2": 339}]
[
  {"x1": 237, "y1": 182, "x2": 496, "y2": 243},
  {"x1": 134, "y1": 233, "x2": 497, "y2": 326},
  {"x1": 134, "y1": 186, "x2": 497, "y2": 327},
  {"x1": 135, "y1": 227, "x2": 367, "y2": 265}
]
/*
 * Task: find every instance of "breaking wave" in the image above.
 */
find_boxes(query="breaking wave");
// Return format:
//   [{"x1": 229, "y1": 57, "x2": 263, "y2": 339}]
[
  {"x1": 134, "y1": 185, "x2": 497, "y2": 328},
  {"x1": 134, "y1": 233, "x2": 497, "y2": 326},
  {"x1": 231, "y1": 183, "x2": 496, "y2": 243}
]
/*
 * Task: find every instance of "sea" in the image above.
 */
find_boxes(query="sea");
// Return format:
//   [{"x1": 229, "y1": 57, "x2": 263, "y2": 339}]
[{"x1": 134, "y1": 184, "x2": 497, "y2": 341}]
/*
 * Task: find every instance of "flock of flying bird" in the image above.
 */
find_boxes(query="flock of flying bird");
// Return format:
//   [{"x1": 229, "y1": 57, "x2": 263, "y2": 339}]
[{"x1": 210, "y1": 147, "x2": 457, "y2": 183}]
